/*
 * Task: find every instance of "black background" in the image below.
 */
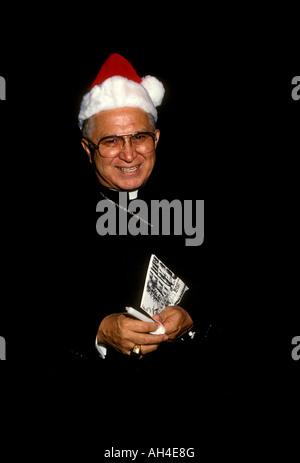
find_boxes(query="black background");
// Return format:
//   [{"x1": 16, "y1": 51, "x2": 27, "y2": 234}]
[{"x1": 0, "y1": 6, "x2": 299, "y2": 461}]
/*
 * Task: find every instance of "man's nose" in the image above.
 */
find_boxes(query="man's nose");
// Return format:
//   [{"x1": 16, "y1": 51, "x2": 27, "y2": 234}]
[{"x1": 118, "y1": 138, "x2": 138, "y2": 162}]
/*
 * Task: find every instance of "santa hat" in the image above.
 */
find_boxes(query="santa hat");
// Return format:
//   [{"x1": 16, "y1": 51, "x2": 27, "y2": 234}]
[{"x1": 78, "y1": 53, "x2": 165, "y2": 130}]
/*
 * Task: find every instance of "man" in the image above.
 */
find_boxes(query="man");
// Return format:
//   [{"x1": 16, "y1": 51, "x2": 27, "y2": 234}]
[
  {"x1": 52, "y1": 53, "x2": 215, "y2": 368},
  {"x1": 78, "y1": 54, "x2": 195, "y2": 359},
  {"x1": 38, "y1": 53, "x2": 225, "y2": 410}
]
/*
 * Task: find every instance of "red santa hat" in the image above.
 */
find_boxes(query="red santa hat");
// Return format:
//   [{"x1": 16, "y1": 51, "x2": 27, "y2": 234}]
[{"x1": 78, "y1": 53, "x2": 165, "y2": 129}]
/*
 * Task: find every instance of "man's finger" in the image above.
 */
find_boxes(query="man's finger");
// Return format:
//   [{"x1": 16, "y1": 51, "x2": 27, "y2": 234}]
[
  {"x1": 131, "y1": 332, "x2": 168, "y2": 346},
  {"x1": 126, "y1": 318, "x2": 161, "y2": 333}
]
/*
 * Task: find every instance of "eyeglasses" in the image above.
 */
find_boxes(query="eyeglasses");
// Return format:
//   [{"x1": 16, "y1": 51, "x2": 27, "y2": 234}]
[{"x1": 85, "y1": 131, "x2": 157, "y2": 158}]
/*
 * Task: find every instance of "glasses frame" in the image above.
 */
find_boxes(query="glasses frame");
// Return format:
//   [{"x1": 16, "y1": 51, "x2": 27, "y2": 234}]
[{"x1": 84, "y1": 131, "x2": 157, "y2": 158}]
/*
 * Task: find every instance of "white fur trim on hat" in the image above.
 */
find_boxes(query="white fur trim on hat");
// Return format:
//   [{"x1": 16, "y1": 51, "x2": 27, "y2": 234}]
[
  {"x1": 141, "y1": 76, "x2": 165, "y2": 107},
  {"x1": 78, "y1": 75, "x2": 165, "y2": 130}
]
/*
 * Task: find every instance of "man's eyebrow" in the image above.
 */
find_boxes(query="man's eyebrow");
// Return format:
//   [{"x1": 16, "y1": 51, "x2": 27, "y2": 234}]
[
  {"x1": 100, "y1": 134, "x2": 119, "y2": 138},
  {"x1": 94, "y1": 133, "x2": 120, "y2": 143},
  {"x1": 97, "y1": 130, "x2": 152, "y2": 140}
]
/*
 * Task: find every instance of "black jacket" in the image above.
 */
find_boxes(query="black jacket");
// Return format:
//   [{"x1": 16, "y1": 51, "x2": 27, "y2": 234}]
[{"x1": 24, "y1": 163, "x2": 229, "y2": 403}]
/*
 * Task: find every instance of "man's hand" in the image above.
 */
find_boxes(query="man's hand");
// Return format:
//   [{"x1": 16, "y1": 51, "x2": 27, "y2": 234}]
[
  {"x1": 97, "y1": 313, "x2": 168, "y2": 357},
  {"x1": 153, "y1": 306, "x2": 194, "y2": 341}
]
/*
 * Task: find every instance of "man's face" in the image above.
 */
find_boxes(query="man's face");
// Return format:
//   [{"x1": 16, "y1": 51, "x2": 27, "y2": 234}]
[{"x1": 82, "y1": 107, "x2": 160, "y2": 191}]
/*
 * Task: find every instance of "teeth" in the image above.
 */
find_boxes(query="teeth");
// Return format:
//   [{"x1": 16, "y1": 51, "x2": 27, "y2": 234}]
[{"x1": 118, "y1": 166, "x2": 139, "y2": 172}]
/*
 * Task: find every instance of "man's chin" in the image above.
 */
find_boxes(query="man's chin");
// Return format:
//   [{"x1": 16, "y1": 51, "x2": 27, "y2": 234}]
[
  {"x1": 110, "y1": 170, "x2": 150, "y2": 191},
  {"x1": 115, "y1": 178, "x2": 145, "y2": 192}
]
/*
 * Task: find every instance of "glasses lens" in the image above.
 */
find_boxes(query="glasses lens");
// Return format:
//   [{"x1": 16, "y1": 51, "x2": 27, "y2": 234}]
[
  {"x1": 99, "y1": 137, "x2": 122, "y2": 157},
  {"x1": 99, "y1": 133, "x2": 155, "y2": 157},
  {"x1": 131, "y1": 133, "x2": 154, "y2": 153}
]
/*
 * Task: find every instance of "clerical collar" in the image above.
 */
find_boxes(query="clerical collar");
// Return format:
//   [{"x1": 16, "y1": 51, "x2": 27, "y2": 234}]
[
  {"x1": 107, "y1": 188, "x2": 138, "y2": 200},
  {"x1": 128, "y1": 190, "x2": 138, "y2": 200}
]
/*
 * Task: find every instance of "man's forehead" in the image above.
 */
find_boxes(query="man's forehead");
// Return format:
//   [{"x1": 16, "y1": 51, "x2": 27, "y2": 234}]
[{"x1": 92, "y1": 107, "x2": 152, "y2": 135}]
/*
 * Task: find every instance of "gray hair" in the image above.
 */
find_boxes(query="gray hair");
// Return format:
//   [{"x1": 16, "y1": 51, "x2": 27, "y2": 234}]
[
  {"x1": 82, "y1": 116, "x2": 95, "y2": 140},
  {"x1": 81, "y1": 112, "x2": 156, "y2": 140}
]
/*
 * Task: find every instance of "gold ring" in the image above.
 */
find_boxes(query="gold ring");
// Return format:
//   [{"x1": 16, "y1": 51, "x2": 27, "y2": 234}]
[{"x1": 131, "y1": 344, "x2": 142, "y2": 357}]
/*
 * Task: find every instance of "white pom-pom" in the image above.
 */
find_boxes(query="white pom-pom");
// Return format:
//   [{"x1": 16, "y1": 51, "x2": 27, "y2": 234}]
[{"x1": 141, "y1": 75, "x2": 165, "y2": 107}]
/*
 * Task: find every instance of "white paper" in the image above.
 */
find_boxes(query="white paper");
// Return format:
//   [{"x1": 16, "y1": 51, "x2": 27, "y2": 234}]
[{"x1": 140, "y1": 254, "x2": 189, "y2": 317}]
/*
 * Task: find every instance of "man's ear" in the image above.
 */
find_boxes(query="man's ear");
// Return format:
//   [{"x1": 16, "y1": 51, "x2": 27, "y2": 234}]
[
  {"x1": 81, "y1": 138, "x2": 93, "y2": 163},
  {"x1": 154, "y1": 129, "x2": 160, "y2": 148}
]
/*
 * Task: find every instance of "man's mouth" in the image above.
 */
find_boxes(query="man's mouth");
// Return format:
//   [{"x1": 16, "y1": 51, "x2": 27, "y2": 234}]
[{"x1": 116, "y1": 164, "x2": 141, "y2": 173}]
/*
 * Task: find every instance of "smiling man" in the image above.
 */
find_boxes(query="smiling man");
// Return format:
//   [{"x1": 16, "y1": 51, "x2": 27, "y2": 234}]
[
  {"x1": 75, "y1": 54, "x2": 198, "y2": 362},
  {"x1": 81, "y1": 107, "x2": 160, "y2": 192}
]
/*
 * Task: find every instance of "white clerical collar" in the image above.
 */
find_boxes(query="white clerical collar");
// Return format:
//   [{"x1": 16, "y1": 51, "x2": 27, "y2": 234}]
[
  {"x1": 108, "y1": 188, "x2": 138, "y2": 200},
  {"x1": 128, "y1": 190, "x2": 138, "y2": 200}
]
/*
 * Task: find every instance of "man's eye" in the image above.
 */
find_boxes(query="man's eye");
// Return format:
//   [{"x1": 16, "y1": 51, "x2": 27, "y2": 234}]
[
  {"x1": 103, "y1": 138, "x2": 118, "y2": 145},
  {"x1": 133, "y1": 134, "x2": 146, "y2": 142}
]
